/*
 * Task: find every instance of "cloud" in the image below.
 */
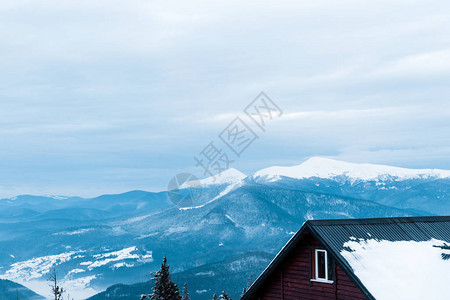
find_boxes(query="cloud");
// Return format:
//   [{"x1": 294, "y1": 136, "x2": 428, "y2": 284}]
[
  {"x1": 330, "y1": 146, "x2": 450, "y2": 169},
  {"x1": 370, "y1": 50, "x2": 450, "y2": 78},
  {"x1": 0, "y1": 0, "x2": 449, "y2": 196}
]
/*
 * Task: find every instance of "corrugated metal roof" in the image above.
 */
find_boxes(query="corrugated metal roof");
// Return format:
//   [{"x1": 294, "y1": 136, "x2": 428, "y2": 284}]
[{"x1": 308, "y1": 216, "x2": 450, "y2": 272}]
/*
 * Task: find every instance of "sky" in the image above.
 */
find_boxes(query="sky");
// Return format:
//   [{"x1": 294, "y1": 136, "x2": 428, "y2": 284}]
[{"x1": 0, "y1": 0, "x2": 449, "y2": 197}]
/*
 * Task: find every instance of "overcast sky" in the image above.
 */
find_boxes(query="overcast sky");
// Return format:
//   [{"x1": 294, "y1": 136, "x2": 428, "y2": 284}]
[{"x1": 0, "y1": 0, "x2": 449, "y2": 197}]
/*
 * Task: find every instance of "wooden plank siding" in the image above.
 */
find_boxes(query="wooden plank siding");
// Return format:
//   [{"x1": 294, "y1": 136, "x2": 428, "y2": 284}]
[{"x1": 249, "y1": 231, "x2": 367, "y2": 300}]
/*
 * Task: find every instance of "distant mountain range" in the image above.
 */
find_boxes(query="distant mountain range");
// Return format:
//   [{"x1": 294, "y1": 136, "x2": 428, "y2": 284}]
[
  {"x1": 0, "y1": 157, "x2": 448, "y2": 299},
  {"x1": 0, "y1": 279, "x2": 44, "y2": 299}
]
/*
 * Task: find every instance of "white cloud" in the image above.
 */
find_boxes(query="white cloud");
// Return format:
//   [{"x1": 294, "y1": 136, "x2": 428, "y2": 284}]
[
  {"x1": 370, "y1": 50, "x2": 450, "y2": 78},
  {"x1": 0, "y1": 0, "x2": 449, "y2": 196}
]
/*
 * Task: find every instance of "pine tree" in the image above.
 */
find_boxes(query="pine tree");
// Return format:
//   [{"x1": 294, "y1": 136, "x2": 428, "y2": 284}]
[
  {"x1": 219, "y1": 291, "x2": 231, "y2": 300},
  {"x1": 212, "y1": 293, "x2": 218, "y2": 300},
  {"x1": 181, "y1": 283, "x2": 190, "y2": 300},
  {"x1": 247, "y1": 274, "x2": 254, "y2": 289},
  {"x1": 48, "y1": 268, "x2": 64, "y2": 300},
  {"x1": 244, "y1": 274, "x2": 254, "y2": 295},
  {"x1": 149, "y1": 256, "x2": 181, "y2": 300},
  {"x1": 241, "y1": 274, "x2": 254, "y2": 297}
]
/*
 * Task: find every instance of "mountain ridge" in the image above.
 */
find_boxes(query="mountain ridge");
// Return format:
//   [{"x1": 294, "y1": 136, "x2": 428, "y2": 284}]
[
  {"x1": 3, "y1": 157, "x2": 450, "y2": 202},
  {"x1": 253, "y1": 157, "x2": 450, "y2": 182},
  {"x1": 0, "y1": 158, "x2": 448, "y2": 298}
]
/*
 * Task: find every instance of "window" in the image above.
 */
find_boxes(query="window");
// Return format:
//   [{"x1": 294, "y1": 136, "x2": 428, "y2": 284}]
[{"x1": 311, "y1": 249, "x2": 334, "y2": 283}]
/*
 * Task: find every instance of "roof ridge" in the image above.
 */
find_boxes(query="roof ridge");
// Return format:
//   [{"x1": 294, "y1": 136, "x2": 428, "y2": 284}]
[{"x1": 306, "y1": 215, "x2": 450, "y2": 226}]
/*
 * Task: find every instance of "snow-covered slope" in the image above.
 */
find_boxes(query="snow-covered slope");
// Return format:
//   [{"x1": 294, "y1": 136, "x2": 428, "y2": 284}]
[
  {"x1": 179, "y1": 168, "x2": 246, "y2": 210},
  {"x1": 181, "y1": 168, "x2": 246, "y2": 188},
  {"x1": 197, "y1": 168, "x2": 246, "y2": 185},
  {"x1": 253, "y1": 157, "x2": 450, "y2": 182}
]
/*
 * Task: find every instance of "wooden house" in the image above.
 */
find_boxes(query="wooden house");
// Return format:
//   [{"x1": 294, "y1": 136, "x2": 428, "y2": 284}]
[{"x1": 241, "y1": 216, "x2": 450, "y2": 300}]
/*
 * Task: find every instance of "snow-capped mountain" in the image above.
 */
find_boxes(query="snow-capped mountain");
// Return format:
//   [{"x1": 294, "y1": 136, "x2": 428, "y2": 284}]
[
  {"x1": 195, "y1": 168, "x2": 246, "y2": 186},
  {"x1": 254, "y1": 157, "x2": 450, "y2": 182},
  {"x1": 0, "y1": 158, "x2": 449, "y2": 299},
  {"x1": 250, "y1": 157, "x2": 450, "y2": 216}
]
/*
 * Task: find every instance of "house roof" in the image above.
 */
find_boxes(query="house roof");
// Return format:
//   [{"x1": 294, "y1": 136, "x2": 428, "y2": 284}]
[{"x1": 242, "y1": 216, "x2": 450, "y2": 300}]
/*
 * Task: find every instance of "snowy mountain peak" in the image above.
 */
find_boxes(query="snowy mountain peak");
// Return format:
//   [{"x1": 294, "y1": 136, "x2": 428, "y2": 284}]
[
  {"x1": 253, "y1": 157, "x2": 450, "y2": 182},
  {"x1": 198, "y1": 168, "x2": 246, "y2": 185},
  {"x1": 181, "y1": 168, "x2": 247, "y2": 188}
]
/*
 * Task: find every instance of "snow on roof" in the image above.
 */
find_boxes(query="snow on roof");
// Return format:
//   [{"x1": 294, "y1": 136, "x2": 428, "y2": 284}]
[{"x1": 341, "y1": 238, "x2": 450, "y2": 300}]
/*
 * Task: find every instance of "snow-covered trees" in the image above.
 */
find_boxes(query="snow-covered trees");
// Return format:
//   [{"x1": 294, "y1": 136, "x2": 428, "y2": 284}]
[
  {"x1": 241, "y1": 274, "x2": 254, "y2": 296},
  {"x1": 181, "y1": 283, "x2": 190, "y2": 300},
  {"x1": 219, "y1": 291, "x2": 231, "y2": 300},
  {"x1": 247, "y1": 274, "x2": 253, "y2": 289},
  {"x1": 48, "y1": 268, "x2": 64, "y2": 300},
  {"x1": 141, "y1": 256, "x2": 181, "y2": 300}
]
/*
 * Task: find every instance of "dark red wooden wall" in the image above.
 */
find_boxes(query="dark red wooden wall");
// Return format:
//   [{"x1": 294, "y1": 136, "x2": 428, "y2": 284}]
[{"x1": 249, "y1": 231, "x2": 368, "y2": 300}]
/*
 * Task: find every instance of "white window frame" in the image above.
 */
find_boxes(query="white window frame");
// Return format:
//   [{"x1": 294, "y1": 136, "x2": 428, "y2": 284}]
[{"x1": 310, "y1": 249, "x2": 334, "y2": 284}]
